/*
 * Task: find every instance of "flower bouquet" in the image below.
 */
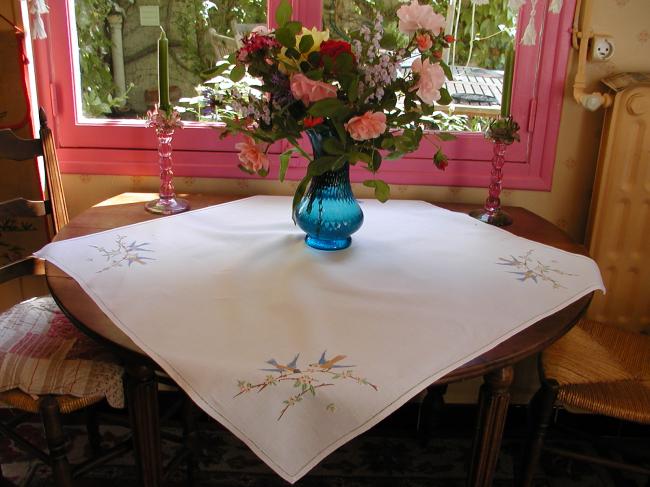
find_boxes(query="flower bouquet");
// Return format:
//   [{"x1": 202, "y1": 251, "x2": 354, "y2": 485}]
[{"x1": 200, "y1": 0, "x2": 455, "y2": 249}]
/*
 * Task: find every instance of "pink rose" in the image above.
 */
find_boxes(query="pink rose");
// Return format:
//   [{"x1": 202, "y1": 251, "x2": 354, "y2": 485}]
[
  {"x1": 290, "y1": 73, "x2": 338, "y2": 105},
  {"x1": 411, "y1": 58, "x2": 446, "y2": 105},
  {"x1": 235, "y1": 136, "x2": 269, "y2": 173},
  {"x1": 416, "y1": 33, "x2": 433, "y2": 52},
  {"x1": 397, "y1": 0, "x2": 446, "y2": 35},
  {"x1": 344, "y1": 111, "x2": 387, "y2": 141}
]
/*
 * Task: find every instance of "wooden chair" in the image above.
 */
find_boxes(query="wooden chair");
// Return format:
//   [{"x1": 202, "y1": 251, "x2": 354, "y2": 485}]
[
  {"x1": 0, "y1": 109, "x2": 129, "y2": 486},
  {"x1": 521, "y1": 318, "x2": 650, "y2": 486},
  {"x1": 230, "y1": 20, "x2": 266, "y2": 47},
  {"x1": 0, "y1": 108, "x2": 68, "y2": 236}
]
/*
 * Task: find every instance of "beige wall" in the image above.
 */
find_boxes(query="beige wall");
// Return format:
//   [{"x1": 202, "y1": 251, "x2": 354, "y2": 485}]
[{"x1": 62, "y1": 0, "x2": 650, "y2": 247}]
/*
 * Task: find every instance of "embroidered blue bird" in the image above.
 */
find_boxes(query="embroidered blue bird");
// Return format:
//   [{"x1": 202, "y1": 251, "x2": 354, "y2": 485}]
[
  {"x1": 261, "y1": 353, "x2": 301, "y2": 374},
  {"x1": 309, "y1": 351, "x2": 355, "y2": 370}
]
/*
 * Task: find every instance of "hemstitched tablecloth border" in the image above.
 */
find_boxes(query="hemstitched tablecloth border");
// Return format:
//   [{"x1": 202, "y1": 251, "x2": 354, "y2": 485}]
[{"x1": 34, "y1": 196, "x2": 605, "y2": 483}]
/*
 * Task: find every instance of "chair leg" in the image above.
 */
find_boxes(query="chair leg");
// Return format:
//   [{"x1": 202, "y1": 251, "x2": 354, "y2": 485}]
[
  {"x1": 39, "y1": 396, "x2": 74, "y2": 487},
  {"x1": 417, "y1": 384, "x2": 448, "y2": 446},
  {"x1": 0, "y1": 463, "x2": 16, "y2": 487},
  {"x1": 182, "y1": 397, "x2": 199, "y2": 487},
  {"x1": 85, "y1": 407, "x2": 103, "y2": 455},
  {"x1": 520, "y1": 379, "x2": 559, "y2": 487}
]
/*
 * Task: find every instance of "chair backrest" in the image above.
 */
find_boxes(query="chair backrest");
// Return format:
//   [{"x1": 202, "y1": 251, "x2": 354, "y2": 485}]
[
  {"x1": 206, "y1": 28, "x2": 237, "y2": 63},
  {"x1": 0, "y1": 107, "x2": 68, "y2": 236},
  {"x1": 230, "y1": 21, "x2": 266, "y2": 47}
]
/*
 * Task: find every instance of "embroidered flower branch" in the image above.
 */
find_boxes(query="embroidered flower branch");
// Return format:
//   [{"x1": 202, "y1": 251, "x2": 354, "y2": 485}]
[
  {"x1": 235, "y1": 351, "x2": 378, "y2": 421},
  {"x1": 90, "y1": 235, "x2": 155, "y2": 273},
  {"x1": 498, "y1": 250, "x2": 576, "y2": 288}
]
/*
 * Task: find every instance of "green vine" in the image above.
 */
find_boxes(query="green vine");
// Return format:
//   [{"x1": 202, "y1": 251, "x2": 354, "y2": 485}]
[
  {"x1": 451, "y1": 0, "x2": 516, "y2": 69},
  {"x1": 171, "y1": 0, "x2": 266, "y2": 82}
]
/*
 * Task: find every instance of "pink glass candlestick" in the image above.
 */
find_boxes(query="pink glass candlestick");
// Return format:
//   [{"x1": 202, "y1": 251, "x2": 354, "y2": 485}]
[
  {"x1": 469, "y1": 140, "x2": 513, "y2": 227},
  {"x1": 145, "y1": 107, "x2": 189, "y2": 215}
]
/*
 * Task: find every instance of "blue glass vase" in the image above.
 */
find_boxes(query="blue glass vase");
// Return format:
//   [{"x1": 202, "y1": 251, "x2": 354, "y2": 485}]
[{"x1": 293, "y1": 129, "x2": 364, "y2": 251}]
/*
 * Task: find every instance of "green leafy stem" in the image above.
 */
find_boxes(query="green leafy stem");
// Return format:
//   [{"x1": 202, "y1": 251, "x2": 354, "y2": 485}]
[{"x1": 236, "y1": 367, "x2": 378, "y2": 421}]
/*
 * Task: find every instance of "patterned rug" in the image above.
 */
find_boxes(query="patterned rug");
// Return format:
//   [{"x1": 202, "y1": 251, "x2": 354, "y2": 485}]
[{"x1": 1, "y1": 406, "x2": 648, "y2": 486}]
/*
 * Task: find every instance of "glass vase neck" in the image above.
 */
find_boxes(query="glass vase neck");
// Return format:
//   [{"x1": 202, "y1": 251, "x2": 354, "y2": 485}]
[{"x1": 293, "y1": 128, "x2": 364, "y2": 251}]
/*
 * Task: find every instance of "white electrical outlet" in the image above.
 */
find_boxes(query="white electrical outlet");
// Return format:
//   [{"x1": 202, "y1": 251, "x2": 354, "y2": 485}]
[{"x1": 590, "y1": 36, "x2": 614, "y2": 62}]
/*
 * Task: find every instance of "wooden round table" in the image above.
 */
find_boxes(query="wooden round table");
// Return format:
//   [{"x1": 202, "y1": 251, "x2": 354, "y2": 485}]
[{"x1": 45, "y1": 193, "x2": 592, "y2": 487}]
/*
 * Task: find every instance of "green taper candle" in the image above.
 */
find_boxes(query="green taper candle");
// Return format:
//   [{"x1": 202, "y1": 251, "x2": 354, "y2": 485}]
[
  {"x1": 158, "y1": 27, "x2": 170, "y2": 112},
  {"x1": 501, "y1": 43, "x2": 514, "y2": 117}
]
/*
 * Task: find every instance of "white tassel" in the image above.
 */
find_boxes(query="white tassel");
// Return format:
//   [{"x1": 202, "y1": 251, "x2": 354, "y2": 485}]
[
  {"x1": 28, "y1": 0, "x2": 49, "y2": 39},
  {"x1": 509, "y1": 0, "x2": 527, "y2": 11},
  {"x1": 31, "y1": 14, "x2": 46, "y2": 39},
  {"x1": 520, "y1": 0, "x2": 537, "y2": 45},
  {"x1": 549, "y1": 0, "x2": 563, "y2": 13}
]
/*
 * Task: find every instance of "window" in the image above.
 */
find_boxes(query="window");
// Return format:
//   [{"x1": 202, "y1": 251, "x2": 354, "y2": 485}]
[{"x1": 32, "y1": 0, "x2": 575, "y2": 189}]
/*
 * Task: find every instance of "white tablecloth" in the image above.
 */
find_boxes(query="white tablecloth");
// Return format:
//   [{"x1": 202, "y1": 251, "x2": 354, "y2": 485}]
[{"x1": 35, "y1": 196, "x2": 604, "y2": 483}]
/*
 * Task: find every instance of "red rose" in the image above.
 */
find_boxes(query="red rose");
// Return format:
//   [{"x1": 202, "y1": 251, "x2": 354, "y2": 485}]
[
  {"x1": 303, "y1": 116, "x2": 324, "y2": 128},
  {"x1": 319, "y1": 40, "x2": 355, "y2": 64}
]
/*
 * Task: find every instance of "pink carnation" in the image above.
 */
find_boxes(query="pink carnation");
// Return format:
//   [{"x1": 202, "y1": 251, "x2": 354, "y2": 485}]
[
  {"x1": 344, "y1": 111, "x2": 387, "y2": 141},
  {"x1": 235, "y1": 136, "x2": 269, "y2": 173},
  {"x1": 290, "y1": 73, "x2": 338, "y2": 105},
  {"x1": 397, "y1": 0, "x2": 446, "y2": 35},
  {"x1": 411, "y1": 58, "x2": 446, "y2": 105}
]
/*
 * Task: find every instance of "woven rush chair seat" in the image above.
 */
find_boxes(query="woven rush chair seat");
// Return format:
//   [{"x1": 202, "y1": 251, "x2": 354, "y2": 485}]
[
  {"x1": 0, "y1": 296, "x2": 124, "y2": 408},
  {"x1": 0, "y1": 389, "x2": 104, "y2": 415},
  {"x1": 542, "y1": 318, "x2": 650, "y2": 424},
  {"x1": 521, "y1": 318, "x2": 650, "y2": 486}
]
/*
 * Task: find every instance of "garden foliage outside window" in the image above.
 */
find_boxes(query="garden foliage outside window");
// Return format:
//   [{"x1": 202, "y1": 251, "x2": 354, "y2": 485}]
[{"x1": 31, "y1": 0, "x2": 575, "y2": 191}]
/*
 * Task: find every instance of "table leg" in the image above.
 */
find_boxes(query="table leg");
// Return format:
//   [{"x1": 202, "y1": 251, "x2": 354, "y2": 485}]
[
  {"x1": 126, "y1": 362, "x2": 163, "y2": 487},
  {"x1": 417, "y1": 384, "x2": 448, "y2": 446},
  {"x1": 467, "y1": 366, "x2": 514, "y2": 487}
]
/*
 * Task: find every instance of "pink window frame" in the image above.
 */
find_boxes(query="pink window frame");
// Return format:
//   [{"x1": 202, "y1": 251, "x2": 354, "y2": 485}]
[{"x1": 33, "y1": 0, "x2": 575, "y2": 191}]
